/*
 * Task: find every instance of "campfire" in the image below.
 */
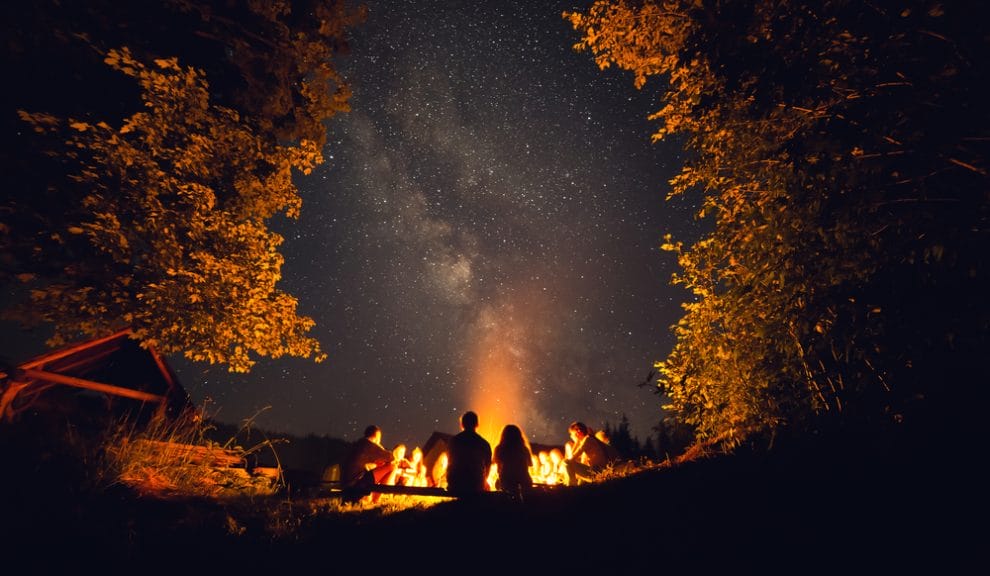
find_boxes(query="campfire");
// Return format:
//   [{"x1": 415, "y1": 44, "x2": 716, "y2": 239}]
[
  {"x1": 378, "y1": 434, "x2": 575, "y2": 491},
  {"x1": 368, "y1": 341, "x2": 585, "y2": 492}
]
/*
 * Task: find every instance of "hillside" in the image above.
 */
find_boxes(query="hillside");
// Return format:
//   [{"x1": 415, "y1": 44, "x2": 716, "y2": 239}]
[{"x1": 2, "y1": 408, "x2": 970, "y2": 574}]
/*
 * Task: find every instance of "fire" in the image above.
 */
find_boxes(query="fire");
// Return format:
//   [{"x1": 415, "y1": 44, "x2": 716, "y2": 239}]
[
  {"x1": 378, "y1": 441, "x2": 570, "y2": 492},
  {"x1": 376, "y1": 298, "x2": 575, "y2": 493},
  {"x1": 385, "y1": 444, "x2": 430, "y2": 487},
  {"x1": 477, "y1": 447, "x2": 570, "y2": 489},
  {"x1": 432, "y1": 452, "x2": 448, "y2": 488}
]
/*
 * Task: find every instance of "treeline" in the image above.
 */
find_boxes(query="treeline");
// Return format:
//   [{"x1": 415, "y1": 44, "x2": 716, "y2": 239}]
[
  {"x1": 599, "y1": 414, "x2": 693, "y2": 462},
  {"x1": 205, "y1": 421, "x2": 350, "y2": 479},
  {"x1": 568, "y1": 1, "x2": 987, "y2": 449}
]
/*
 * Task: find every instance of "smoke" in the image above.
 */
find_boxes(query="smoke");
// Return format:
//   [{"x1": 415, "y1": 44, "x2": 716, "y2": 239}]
[{"x1": 464, "y1": 295, "x2": 558, "y2": 445}]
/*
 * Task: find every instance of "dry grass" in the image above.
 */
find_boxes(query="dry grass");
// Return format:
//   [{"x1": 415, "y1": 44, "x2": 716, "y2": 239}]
[
  {"x1": 589, "y1": 456, "x2": 658, "y2": 482},
  {"x1": 100, "y1": 405, "x2": 283, "y2": 499}
]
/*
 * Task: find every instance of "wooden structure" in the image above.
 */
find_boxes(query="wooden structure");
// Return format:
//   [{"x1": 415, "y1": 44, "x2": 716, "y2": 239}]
[{"x1": 0, "y1": 328, "x2": 193, "y2": 422}]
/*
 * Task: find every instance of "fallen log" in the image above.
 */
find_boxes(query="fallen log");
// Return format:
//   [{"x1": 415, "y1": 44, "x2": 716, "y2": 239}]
[
  {"x1": 318, "y1": 481, "x2": 567, "y2": 500},
  {"x1": 323, "y1": 482, "x2": 455, "y2": 499}
]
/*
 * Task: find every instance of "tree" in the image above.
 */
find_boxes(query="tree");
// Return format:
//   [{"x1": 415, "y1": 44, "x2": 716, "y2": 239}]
[
  {"x1": 604, "y1": 413, "x2": 640, "y2": 458},
  {"x1": 640, "y1": 434, "x2": 658, "y2": 461},
  {"x1": 653, "y1": 415, "x2": 693, "y2": 460},
  {"x1": 567, "y1": 1, "x2": 987, "y2": 446},
  {"x1": 2, "y1": 1, "x2": 365, "y2": 372}
]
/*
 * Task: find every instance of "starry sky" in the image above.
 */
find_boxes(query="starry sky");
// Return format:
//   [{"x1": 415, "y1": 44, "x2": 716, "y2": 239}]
[
  {"x1": 173, "y1": 0, "x2": 705, "y2": 448},
  {"x1": 9, "y1": 0, "x2": 704, "y2": 449}
]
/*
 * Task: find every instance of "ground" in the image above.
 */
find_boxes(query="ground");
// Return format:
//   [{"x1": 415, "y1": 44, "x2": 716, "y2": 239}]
[{"x1": 3, "y1": 419, "x2": 973, "y2": 574}]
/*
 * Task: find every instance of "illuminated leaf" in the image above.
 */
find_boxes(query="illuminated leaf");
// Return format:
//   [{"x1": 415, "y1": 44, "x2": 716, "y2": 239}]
[
  {"x1": 568, "y1": 0, "x2": 985, "y2": 445},
  {"x1": 4, "y1": 1, "x2": 365, "y2": 373}
]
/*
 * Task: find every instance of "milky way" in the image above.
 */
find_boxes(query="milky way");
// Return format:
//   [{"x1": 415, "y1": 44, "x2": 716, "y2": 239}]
[{"x1": 94, "y1": 1, "x2": 705, "y2": 447}]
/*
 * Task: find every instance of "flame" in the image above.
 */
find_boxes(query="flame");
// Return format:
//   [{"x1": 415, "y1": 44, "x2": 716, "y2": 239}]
[
  {"x1": 384, "y1": 447, "x2": 567, "y2": 491},
  {"x1": 385, "y1": 444, "x2": 430, "y2": 487},
  {"x1": 372, "y1": 442, "x2": 568, "y2": 493},
  {"x1": 456, "y1": 302, "x2": 573, "y2": 490},
  {"x1": 369, "y1": 297, "x2": 580, "y2": 494}
]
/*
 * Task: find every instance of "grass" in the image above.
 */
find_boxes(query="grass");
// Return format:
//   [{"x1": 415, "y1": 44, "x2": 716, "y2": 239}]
[
  {"x1": 99, "y1": 404, "x2": 283, "y2": 499},
  {"x1": 2, "y1": 397, "x2": 967, "y2": 573}
]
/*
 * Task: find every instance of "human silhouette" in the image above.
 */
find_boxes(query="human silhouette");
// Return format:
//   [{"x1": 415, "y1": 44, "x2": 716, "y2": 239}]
[
  {"x1": 445, "y1": 411, "x2": 492, "y2": 496},
  {"x1": 563, "y1": 421, "x2": 617, "y2": 485},
  {"x1": 493, "y1": 424, "x2": 533, "y2": 497},
  {"x1": 340, "y1": 425, "x2": 396, "y2": 495}
]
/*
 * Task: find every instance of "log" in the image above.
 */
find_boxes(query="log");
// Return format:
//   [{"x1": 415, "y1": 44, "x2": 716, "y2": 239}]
[
  {"x1": 325, "y1": 482, "x2": 456, "y2": 499},
  {"x1": 130, "y1": 439, "x2": 245, "y2": 468},
  {"x1": 21, "y1": 368, "x2": 166, "y2": 404}
]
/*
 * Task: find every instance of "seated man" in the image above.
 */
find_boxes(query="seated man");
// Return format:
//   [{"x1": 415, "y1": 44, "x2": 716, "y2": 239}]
[
  {"x1": 340, "y1": 425, "x2": 396, "y2": 498},
  {"x1": 563, "y1": 421, "x2": 617, "y2": 485},
  {"x1": 445, "y1": 411, "x2": 492, "y2": 496}
]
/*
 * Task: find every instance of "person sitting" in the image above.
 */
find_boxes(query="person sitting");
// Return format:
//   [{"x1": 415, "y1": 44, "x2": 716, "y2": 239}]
[
  {"x1": 445, "y1": 411, "x2": 492, "y2": 496},
  {"x1": 493, "y1": 424, "x2": 533, "y2": 498},
  {"x1": 340, "y1": 425, "x2": 396, "y2": 500},
  {"x1": 595, "y1": 429, "x2": 610, "y2": 444},
  {"x1": 563, "y1": 421, "x2": 617, "y2": 485}
]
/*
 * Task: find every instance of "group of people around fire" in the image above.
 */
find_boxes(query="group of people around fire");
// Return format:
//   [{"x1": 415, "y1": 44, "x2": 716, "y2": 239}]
[{"x1": 339, "y1": 410, "x2": 621, "y2": 501}]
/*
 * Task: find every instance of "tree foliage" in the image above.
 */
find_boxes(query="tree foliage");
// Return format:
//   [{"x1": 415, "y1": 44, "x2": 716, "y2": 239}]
[
  {"x1": 2, "y1": 1, "x2": 365, "y2": 372},
  {"x1": 567, "y1": 1, "x2": 988, "y2": 445}
]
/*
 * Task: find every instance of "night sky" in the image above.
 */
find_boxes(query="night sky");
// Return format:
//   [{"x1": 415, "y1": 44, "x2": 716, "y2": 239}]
[{"x1": 9, "y1": 0, "x2": 704, "y2": 449}]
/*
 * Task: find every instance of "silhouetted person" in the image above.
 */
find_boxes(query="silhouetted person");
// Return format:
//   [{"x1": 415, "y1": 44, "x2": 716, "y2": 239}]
[
  {"x1": 445, "y1": 411, "x2": 492, "y2": 496},
  {"x1": 341, "y1": 425, "x2": 396, "y2": 491},
  {"x1": 595, "y1": 427, "x2": 622, "y2": 463},
  {"x1": 595, "y1": 429, "x2": 610, "y2": 445},
  {"x1": 493, "y1": 424, "x2": 533, "y2": 497},
  {"x1": 563, "y1": 421, "x2": 616, "y2": 485}
]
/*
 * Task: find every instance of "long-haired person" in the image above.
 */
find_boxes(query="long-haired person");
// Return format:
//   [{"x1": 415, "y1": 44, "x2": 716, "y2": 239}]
[{"x1": 493, "y1": 423, "x2": 533, "y2": 497}]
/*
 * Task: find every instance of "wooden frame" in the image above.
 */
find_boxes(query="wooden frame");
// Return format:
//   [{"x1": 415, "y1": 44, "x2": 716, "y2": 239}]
[{"x1": 0, "y1": 328, "x2": 186, "y2": 421}]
